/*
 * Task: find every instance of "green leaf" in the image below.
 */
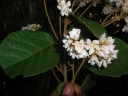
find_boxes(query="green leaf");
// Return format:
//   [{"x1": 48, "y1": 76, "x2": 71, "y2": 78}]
[
  {"x1": 85, "y1": 37, "x2": 128, "y2": 77},
  {"x1": 68, "y1": 14, "x2": 107, "y2": 38},
  {"x1": 57, "y1": 82, "x2": 66, "y2": 96},
  {"x1": 0, "y1": 30, "x2": 59, "y2": 78},
  {"x1": 81, "y1": 74, "x2": 96, "y2": 92}
]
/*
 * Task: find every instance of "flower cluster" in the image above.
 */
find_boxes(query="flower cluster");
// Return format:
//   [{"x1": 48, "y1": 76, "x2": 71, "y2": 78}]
[
  {"x1": 22, "y1": 24, "x2": 41, "y2": 31},
  {"x1": 102, "y1": 0, "x2": 128, "y2": 14},
  {"x1": 57, "y1": 0, "x2": 72, "y2": 16},
  {"x1": 102, "y1": 3, "x2": 113, "y2": 15},
  {"x1": 62, "y1": 28, "x2": 89, "y2": 59},
  {"x1": 62, "y1": 28, "x2": 118, "y2": 68},
  {"x1": 101, "y1": 0, "x2": 128, "y2": 33},
  {"x1": 88, "y1": 33, "x2": 118, "y2": 68}
]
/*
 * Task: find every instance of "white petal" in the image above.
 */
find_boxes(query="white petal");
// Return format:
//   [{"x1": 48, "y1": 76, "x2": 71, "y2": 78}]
[
  {"x1": 62, "y1": 39, "x2": 67, "y2": 43},
  {"x1": 61, "y1": 0, "x2": 66, "y2": 4},
  {"x1": 94, "y1": 45, "x2": 100, "y2": 50},
  {"x1": 84, "y1": 45, "x2": 90, "y2": 50},
  {"x1": 66, "y1": 1, "x2": 71, "y2": 7},
  {"x1": 86, "y1": 39, "x2": 91, "y2": 44},
  {"x1": 97, "y1": 62, "x2": 102, "y2": 67},
  {"x1": 92, "y1": 40, "x2": 99, "y2": 44},
  {"x1": 100, "y1": 33, "x2": 106, "y2": 39},
  {"x1": 61, "y1": 11, "x2": 65, "y2": 16},
  {"x1": 57, "y1": 6, "x2": 61, "y2": 10},
  {"x1": 103, "y1": 60, "x2": 107, "y2": 68},
  {"x1": 89, "y1": 48, "x2": 95, "y2": 55}
]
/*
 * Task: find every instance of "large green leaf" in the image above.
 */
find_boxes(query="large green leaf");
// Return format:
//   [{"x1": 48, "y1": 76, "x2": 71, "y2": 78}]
[
  {"x1": 85, "y1": 37, "x2": 128, "y2": 77},
  {"x1": 68, "y1": 14, "x2": 107, "y2": 38},
  {"x1": 0, "y1": 30, "x2": 59, "y2": 78}
]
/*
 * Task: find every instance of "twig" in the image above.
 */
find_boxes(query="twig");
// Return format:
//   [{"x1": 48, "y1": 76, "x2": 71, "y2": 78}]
[
  {"x1": 63, "y1": 63, "x2": 67, "y2": 82},
  {"x1": 63, "y1": 17, "x2": 69, "y2": 34},
  {"x1": 59, "y1": 15, "x2": 62, "y2": 39},
  {"x1": 52, "y1": 68, "x2": 61, "y2": 83},
  {"x1": 71, "y1": 58, "x2": 86, "y2": 83},
  {"x1": 101, "y1": 8, "x2": 117, "y2": 26},
  {"x1": 44, "y1": 0, "x2": 59, "y2": 40},
  {"x1": 71, "y1": 0, "x2": 76, "y2": 9},
  {"x1": 102, "y1": 18, "x2": 116, "y2": 26},
  {"x1": 56, "y1": 65, "x2": 63, "y2": 73},
  {"x1": 103, "y1": 18, "x2": 118, "y2": 27},
  {"x1": 79, "y1": 0, "x2": 100, "y2": 18},
  {"x1": 72, "y1": 0, "x2": 87, "y2": 15},
  {"x1": 68, "y1": 63, "x2": 74, "y2": 80}
]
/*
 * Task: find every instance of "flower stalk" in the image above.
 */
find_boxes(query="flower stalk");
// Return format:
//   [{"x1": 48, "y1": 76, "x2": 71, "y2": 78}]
[
  {"x1": 52, "y1": 68, "x2": 61, "y2": 83},
  {"x1": 44, "y1": 0, "x2": 59, "y2": 40},
  {"x1": 63, "y1": 63, "x2": 68, "y2": 82},
  {"x1": 72, "y1": 58, "x2": 86, "y2": 83},
  {"x1": 101, "y1": 8, "x2": 118, "y2": 26}
]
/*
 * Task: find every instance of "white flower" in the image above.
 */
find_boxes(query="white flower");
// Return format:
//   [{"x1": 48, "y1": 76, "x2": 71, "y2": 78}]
[
  {"x1": 88, "y1": 54, "x2": 102, "y2": 67},
  {"x1": 99, "y1": 58, "x2": 108, "y2": 68},
  {"x1": 99, "y1": 33, "x2": 114, "y2": 45},
  {"x1": 22, "y1": 27, "x2": 28, "y2": 30},
  {"x1": 106, "y1": 50, "x2": 118, "y2": 64},
  {"x1": 87, "y1": 33, "x2": 118, "y2": 68},
  {"x1": 104, "y1": 37, "x2": 114, "y2": 45},
  {"x1": 69, "y1": 28, "x2": 81, "y2": 40},
  {"x1": 102, "y1": 3, "x2": 113, "y2": 15},
  {"x1": 95, "y1": 50, "x2": 107, "y2": 59},
  {"x1": 62, "y1": 28, "x2": 88, "y2": 59},
  {"x1": 99, "y1": 33, "x2": 106, "y2": 44},
  {"x1": 21, "y1": 24, "x2": 41, "y2": 31},
  {"x1": 115, "y1": 0, "x2": 128, "y2": 13},
  {"x1": 72, "y1": 39, "x2": 88, "y2": 58},
  {"x1": 116, "y1": 0, "x2": 124, "y2": 7},
  {"x1": 122, "y1": 5, "x2": 128, "y2": 13},
  {"x1": 85, "y1": 39, "x2": 100, "y2": 55},
  {"x1": 57, "y1": 0, "x2": 72, "y2": 16},
  {"x1": 122, "y1": 25, "x2": 128, "y2": 33},
  {"x1": 69, "y1": 50, "x2": 76, "y2": 59},
  {"x1": 62, "y1": 35, "x2": 73, "y2": 51},
  {"x1": 100, "y1": 45, "x2": 110, "y2": 54}
]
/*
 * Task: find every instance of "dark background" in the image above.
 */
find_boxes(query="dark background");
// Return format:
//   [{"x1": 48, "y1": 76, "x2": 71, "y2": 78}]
[{"x1": 0, "y1": 0, "x2": 128, "y2": 96}]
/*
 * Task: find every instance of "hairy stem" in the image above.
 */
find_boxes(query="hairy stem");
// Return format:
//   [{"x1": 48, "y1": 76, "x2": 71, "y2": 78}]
[
  {"x1": 56, "y1": 65, "x2": 63, "y2": 74},
  {"x1": 63, "y1": 17, "x2": 70, "y2": 34},
  {"x1": 44, "y1": 0, "x2": 59, "y2": 40},
  {"x1": 103, "y1": 18, "x2": 118, "y2": 27},
  {"x1": 101, "y1": 8, "x2": 117, "y2": 26},
  {"x1": 79, "y1": 0, "x2": 100, "y2": 18},
  {"x1": 59, "y1": 15, "x2": 62, "y2": 39},
  {"x1": 52, "y1": 69, "x2": 61, "y2": 83},
  {"x1": 72, "y1": 58, "x2": 86, "y2": 83},
  {"x1": 72, "y1": 0, "x2": 87, "y2": 15},
  {"x1": 68, "y1": 63, "x2": 75, "y2": 80},
  {"x1": 63, "y1": 63, "x2": 67, "y2": 82}
]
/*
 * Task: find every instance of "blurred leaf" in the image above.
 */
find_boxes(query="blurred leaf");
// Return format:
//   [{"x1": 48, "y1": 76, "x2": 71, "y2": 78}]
[
  {"x1": 68, "y1": 14, "x2": 107, "y2": 38},
  {"x1": 0, "y1": 30, "x2": 59, "y2": 78},
  {"x1": 57, "y1": 82, "x2": 66, "y2": 96},
  {"x1": 81, "y1": 74, "x2": 97, "y2": 92},
  {"x1": 85, "y1": 37, "x2": 128, "y2": 77}
]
